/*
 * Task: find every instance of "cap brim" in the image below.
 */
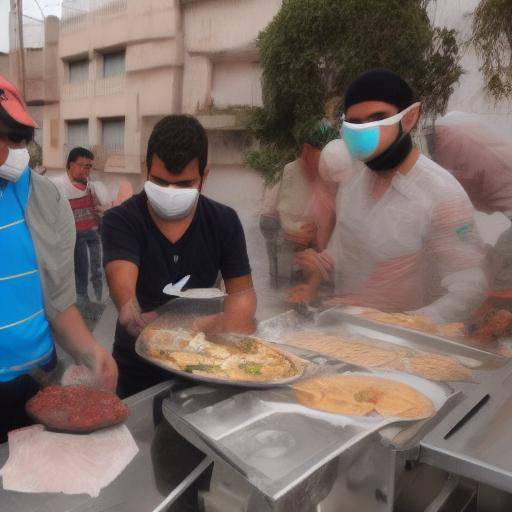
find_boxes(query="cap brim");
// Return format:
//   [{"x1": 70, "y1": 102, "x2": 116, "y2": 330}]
[{"x1": 1, "y1": 89, "x2": 38, "y2": 128}]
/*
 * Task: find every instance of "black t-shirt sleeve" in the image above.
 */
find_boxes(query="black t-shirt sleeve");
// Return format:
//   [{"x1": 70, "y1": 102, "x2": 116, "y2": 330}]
[
  {"x1": 220, "y1": 208, "x2": 251, "y2": 279},
  {"x1": 101, "y1": 205, "x2": 142, "y2": 267}
]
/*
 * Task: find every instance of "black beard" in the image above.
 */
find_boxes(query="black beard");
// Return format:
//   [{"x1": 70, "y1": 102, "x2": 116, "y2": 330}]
[{"x1": 366, "y1": 126, "x2": 413, "y2": 172}]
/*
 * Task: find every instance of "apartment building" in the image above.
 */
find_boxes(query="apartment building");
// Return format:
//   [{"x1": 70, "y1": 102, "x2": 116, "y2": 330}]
[{"x1": 36, "y1": 0, "x2": 281, "y2": 190}]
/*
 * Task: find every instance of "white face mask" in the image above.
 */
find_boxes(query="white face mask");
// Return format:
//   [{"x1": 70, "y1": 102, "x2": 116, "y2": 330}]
[
  {"x1": 144, "y1": 180, "x2": 199, "y2": 220},
  {"x1": 0, "y1": 147, "x2": 30, "y2": 182}
]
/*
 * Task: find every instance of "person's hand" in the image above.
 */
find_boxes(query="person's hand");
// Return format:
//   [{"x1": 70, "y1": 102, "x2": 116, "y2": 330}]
[
  {"x1": 79, "y1": 344, "x2": 118, "y2": 392},
  {"x1": 191, "y1": 313, "x2": 225, "y2": 334},
  {"x1": 118, "y1": 299, "x2": 158, "y2": 337},
  {"x1": 294, "y1": 249, "x2": 333, "y2": 279},
  {"x1": 287, "y1": 283, "x2": 317, "y2": 304},
  {"x1": 192, "y1": 312, "x2": 256, "y2": 335},
  {"x1": 283, "y1": 222, "x2": 317, "y2": 247}
]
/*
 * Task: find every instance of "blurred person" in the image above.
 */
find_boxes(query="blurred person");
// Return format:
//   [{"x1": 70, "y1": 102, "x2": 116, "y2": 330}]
[
  {"x1": 52, "y1": 148, "x2": 113, "y2": 304},
  {"x1": 259, "y1": 122, "x2": 338, "y2": 285},
  {"x1": 431, "y1": 111, "x2": 512, "y2": 289},
  {"x1": 0, "y1": 76, "x2": 117, "y2": 441},
  {"x1": 289, "y1": 69, "x2": 488, "y2": 324},
  {"x1": 102, "y1": 115, "x2": 257, "y2": 397}
]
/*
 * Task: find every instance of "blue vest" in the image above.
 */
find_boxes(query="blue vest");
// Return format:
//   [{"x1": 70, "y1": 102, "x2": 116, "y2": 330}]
[{"x1": 0, "y1": 169, "x2": 54, "y2": 382}]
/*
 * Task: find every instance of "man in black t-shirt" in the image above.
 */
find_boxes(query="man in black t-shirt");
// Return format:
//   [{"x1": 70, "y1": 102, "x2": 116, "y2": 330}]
[{"x1": 102, "y1": 115, "x2": 256, "y2": 397}]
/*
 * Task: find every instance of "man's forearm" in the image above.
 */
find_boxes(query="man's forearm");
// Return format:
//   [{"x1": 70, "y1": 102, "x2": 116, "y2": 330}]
[
  {"x1": 108, "y1": 282, "x2": 135, "y2": 312},
  {"x1": 224, "y1": 288, "x2": 257, "y2": 333},
  {"x1": 50, "y1": 305, "x2": 99, "y2": 362},
  {"x1": 105, "y1": 261, "x2": 139, "y2": 312},
  {"x1": 50, "y1": 305, "x2": 118, "y2": 390}
]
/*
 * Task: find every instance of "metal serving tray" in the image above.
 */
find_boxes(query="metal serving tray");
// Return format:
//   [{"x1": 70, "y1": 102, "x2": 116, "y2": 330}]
[
  {"x1": 257, "y1": 309, "x2": 508, "y2": 391},
  {"x1": 162, "y1": 364, "x2": 456, "y2": 504},
  {"x1": 135, "y1": 332, "x2": 308, "y2": 389}
]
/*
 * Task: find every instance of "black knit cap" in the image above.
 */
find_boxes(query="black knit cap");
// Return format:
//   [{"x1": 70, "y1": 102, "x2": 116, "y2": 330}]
[{"x1": 344, "y1": 69, "x2": 415, "y2": 113}]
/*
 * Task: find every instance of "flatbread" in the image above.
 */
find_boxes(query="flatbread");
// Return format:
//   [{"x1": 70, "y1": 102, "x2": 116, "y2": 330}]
[
  {"x1": 405, "y1": 354, "x2": 473, "y2": 382},
  {"x1": 283, "y1": 331, "x2": 402, "y2": 367},
  {"x1": 283, "y1": 331, "x2": 471, "y2": 382},
  {"x1": 293, "y1": 375, "x2": 434, "y2": 419},
  {"x1": 359, "y1": 309, "x2": 465, "y2": 339}
]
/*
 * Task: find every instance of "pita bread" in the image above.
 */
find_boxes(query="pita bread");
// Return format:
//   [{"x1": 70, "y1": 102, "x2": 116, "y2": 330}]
[
  {"x1": 359, "y1": 310, "x2": 465, "y2": 338},
  {"x1": 283, "y1": 331, "x2": 471, "y2": 382},
  {"x1": 405, "y1": 354, "x2": 472, "y2": 382},
  {"x1": 294, "y1": 375, "x2": 434, "y2": 419},
  {"x1": 283, "y1": 332, "x2": 402, "y2": 367}
]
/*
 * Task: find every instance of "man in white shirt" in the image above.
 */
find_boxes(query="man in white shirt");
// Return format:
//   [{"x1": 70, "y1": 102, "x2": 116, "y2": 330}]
[
  {"x1": 52, "y1": 148, "x2": 112, "y2": 304},
  {"x1": 290, "y1": 69, "x2": 488, "y2": 323}
]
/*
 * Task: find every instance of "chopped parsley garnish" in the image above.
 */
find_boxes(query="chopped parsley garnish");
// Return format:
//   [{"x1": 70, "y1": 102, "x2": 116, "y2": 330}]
[
  {"x1": 239, "y1": 362, "x2": 262, "y2": 375},
  {"x1": 184, "y1": 364, "x2": 221, "y2": 374}
]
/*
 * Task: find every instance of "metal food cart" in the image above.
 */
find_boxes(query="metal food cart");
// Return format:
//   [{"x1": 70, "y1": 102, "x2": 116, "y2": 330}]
[{"x1": 2, "y1": 307, "x2": 512, "y2": 512}]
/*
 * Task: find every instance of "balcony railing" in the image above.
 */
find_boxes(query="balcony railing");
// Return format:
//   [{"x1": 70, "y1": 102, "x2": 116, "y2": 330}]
[
  {"x1": 61, "y1": 0, "x2": 128, "y2": 34},
  {"x1": 61, "y1": 76, "x2": 125, "y2": 100},
  {"x1": 61, "y1": 80, "x2": 93, "y2": 100},
  {"x1": 95, "y1": 75, "x2": 125, "y2": 96},
  {"x1": 92, "y1": 144, "x2": 125, "y2": 171}
]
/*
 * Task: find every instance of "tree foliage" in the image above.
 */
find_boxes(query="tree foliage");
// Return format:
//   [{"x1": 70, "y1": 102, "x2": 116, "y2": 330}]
[
  {"x1": 247, "y1": 0, "x2": 462, "y2": 184},
  {"x1": 471, "y1": 0, "x2": 512, "y2": 101}
]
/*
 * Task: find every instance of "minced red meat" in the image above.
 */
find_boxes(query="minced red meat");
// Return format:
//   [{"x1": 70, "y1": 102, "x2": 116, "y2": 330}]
[{"x1": 26, "y1": 386, "x2": 130, "y2": 433}]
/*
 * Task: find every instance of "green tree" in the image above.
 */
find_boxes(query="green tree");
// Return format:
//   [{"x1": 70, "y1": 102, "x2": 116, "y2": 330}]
[
  {"x1": 247, "y1": 0, "x2": 462, "y2": 184},
  {"x1": 471, "y1": 0, "x2": 512, "y2": 101}
]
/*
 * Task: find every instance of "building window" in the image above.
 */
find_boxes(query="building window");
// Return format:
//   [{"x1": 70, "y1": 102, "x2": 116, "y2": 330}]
[
  {"x1": 66, "y1": 120, "x2": 89, "y2": 148},
  {"x1": 101, "y1": 117, "x2": 125, "y2": 153},
  {"x1": 68, "y1": 59, "x2": 89, "y2": 83},
  {"x1": 102, "y1": 51, "x2": 125, "y2": 78}
]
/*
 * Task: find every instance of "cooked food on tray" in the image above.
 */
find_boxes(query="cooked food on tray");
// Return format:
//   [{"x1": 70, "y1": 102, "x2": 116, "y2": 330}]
[
  {"x1": 283, "y1": 331, "x2": 404, "y2": 367},
  {"x1": 283, "y1": 331, "x2": 472, "y2": 382},
  {"x1": 357, "y1": 309, "x2": 466, "y2": 338},
  {"x1": 402, "y1": 353, "x2": 472, "y2": 382},
  {"x1": 26, "y1": 385, "x2": 130, "y2": 433},
  {"x1": 293, "y1": 375, "x2": 434, "y2": 419},
  {"x1": 138, "y1": 328, "x2": 303, "y2": 382},
  {"x1": 468, "y1": 309, "x2": 512, "y2": 343}
]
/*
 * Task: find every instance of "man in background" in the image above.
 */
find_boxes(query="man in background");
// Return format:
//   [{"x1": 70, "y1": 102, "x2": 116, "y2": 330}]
[
  {"x1": 259, "y1": 122, "x2": 338, "y2": 285},
  {"x1": 53, "y1": 148, "x2": 112, "y2": 305}
]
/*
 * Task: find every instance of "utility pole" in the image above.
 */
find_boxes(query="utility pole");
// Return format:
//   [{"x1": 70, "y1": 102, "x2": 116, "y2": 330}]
[{"x1": 11, "y1": 0, "x2": 26, "y2": 97}]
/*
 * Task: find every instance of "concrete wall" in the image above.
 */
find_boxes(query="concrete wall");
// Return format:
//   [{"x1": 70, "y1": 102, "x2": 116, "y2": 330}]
[
  {"x1": 182, "y1": 0, "x2": 280, "y2": 56},
  {"x1": 180, "y1": 0, "x2": 279, "y2": 114},
  {"x1": 211, "y1": 61, "x2": 262, "y2": 108}
]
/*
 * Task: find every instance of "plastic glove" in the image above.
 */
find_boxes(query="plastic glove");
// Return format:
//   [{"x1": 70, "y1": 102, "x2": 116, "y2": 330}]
[{"x1": 79, "y1": 344, "x2": 118, "y2": 392}]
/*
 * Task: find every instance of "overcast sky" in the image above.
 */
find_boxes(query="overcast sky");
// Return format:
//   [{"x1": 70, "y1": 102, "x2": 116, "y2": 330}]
[{"x1": 0, "y1": 0, "x2": 62, "y2": 52}]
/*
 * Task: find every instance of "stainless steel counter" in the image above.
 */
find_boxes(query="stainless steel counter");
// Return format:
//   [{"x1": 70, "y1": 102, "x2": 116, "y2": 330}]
[
  {"x1": 420, "y1": 361, "x2": 512, "y2": 494},
  {"x1": 0, "y1": 382, "x2": 209, "y2": 512}
]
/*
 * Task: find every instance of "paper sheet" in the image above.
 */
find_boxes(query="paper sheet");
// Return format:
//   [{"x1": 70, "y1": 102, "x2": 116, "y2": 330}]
[{"x1": 0, "y1": 424, "x2": 138, "y2": 497}]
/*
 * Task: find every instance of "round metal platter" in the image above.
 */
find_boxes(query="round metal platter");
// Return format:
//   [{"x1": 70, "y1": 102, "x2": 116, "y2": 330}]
[{"x1": 134, "y1": 335, "x2": 307, "y2": 389}]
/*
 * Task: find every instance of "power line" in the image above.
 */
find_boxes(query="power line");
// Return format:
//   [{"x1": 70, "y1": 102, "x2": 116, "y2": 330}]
[{"x1": 31, "y1": 0, "x2": 45, "y2": 18}]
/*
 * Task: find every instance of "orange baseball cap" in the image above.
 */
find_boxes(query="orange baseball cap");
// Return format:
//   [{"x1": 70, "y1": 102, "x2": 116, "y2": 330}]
[{"x1": 0, "y1": 75, "x2": 38, "y2": 128}]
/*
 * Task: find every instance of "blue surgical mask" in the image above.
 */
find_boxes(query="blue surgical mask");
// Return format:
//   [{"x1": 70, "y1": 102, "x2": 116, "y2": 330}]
[
  {"x1": 341, "y1": 103, "x2": 420, "y2": 162},
  {"x1": 341, "y1": 124, "x2": 379, "y2": 160}
]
